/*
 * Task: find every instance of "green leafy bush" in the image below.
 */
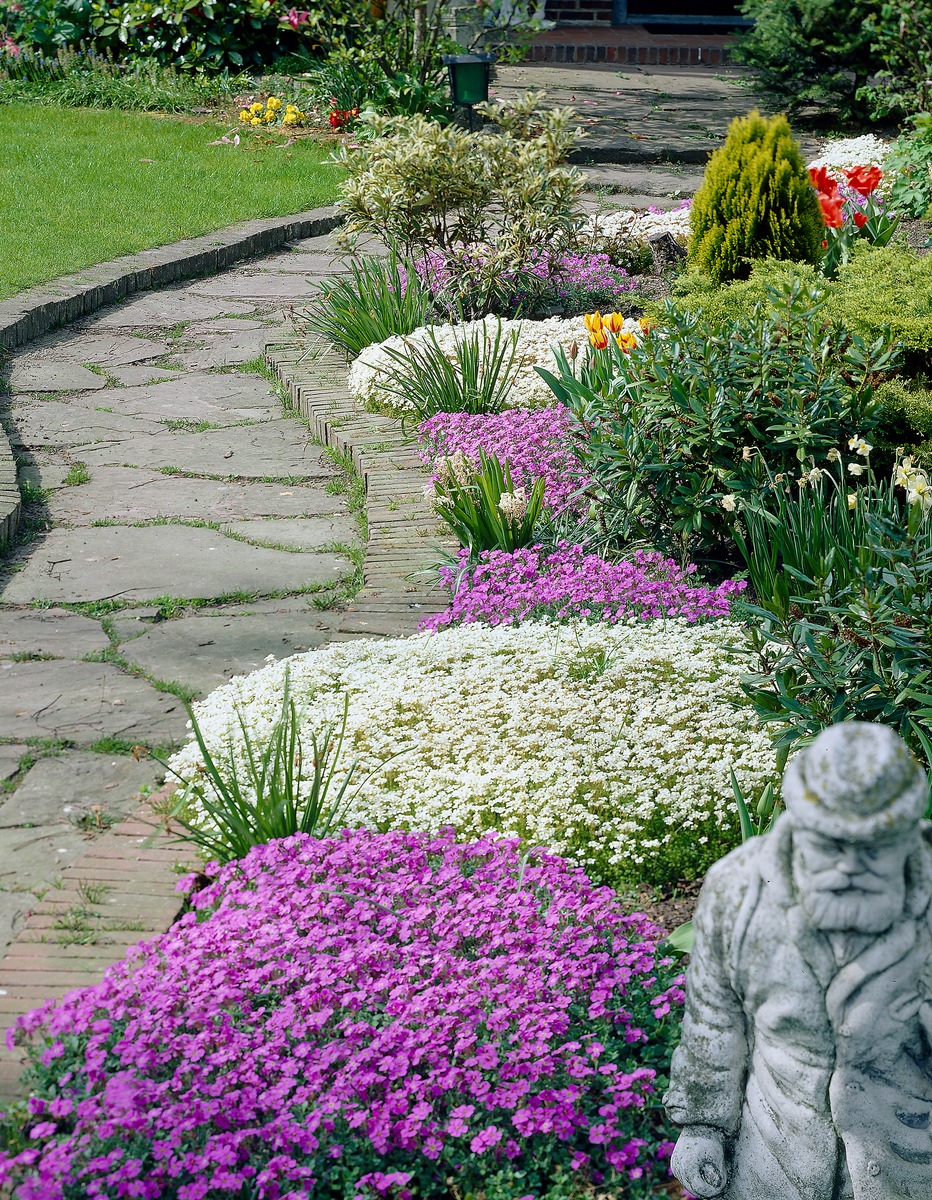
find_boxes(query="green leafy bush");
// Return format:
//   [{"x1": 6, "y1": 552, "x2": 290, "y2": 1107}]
[
  {"x1": 733, "y1": 0, "x2": 875, "y2": 117},
  {"x1": 538, "y1": 280, "x2": 898, "y2": 563},
  {"x1": 824, "y1": 245, "x2": 932, "y2": 371},
  {"x1": 736, "y1": 461, "x2": 932, "y2": 781},
  {"x1": 873, "y1": 376, "x2": 932, "y2": 460},
  {"x1": 688, "y1": 109, "x2": 824, "y2": 284},
  {"x1": 885, "y1": 114, "x2": 932, "y2": 219},
  {"x1": 336, "y1": 91, "x2": 585, "y2": 266},
  {"x1": 0, "y1": 0, "x2": 92, "y2": 53},
  {"x1": 863, "y1": 0, "x2": 932, "y2": 118},
  {"x1": 294, "y1": 254, "x2": 434, "y2": 358},
  {"x1": 302, "y1": 47, "x2": 449, "y2": 119}
]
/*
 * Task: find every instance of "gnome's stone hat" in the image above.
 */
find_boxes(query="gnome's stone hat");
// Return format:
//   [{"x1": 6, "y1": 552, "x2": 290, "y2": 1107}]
[{"x1": 783, "y1": 722, "x2": 928, "y2": 841}]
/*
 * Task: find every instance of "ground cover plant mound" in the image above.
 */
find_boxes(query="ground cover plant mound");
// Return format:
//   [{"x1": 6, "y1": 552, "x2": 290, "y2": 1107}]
[
  {"x1": 167, "y1": 622, "x2": 778, "y2": 886},
  {"x1": 0, "y1": 830, "x2": 685, "y2": 1199}
]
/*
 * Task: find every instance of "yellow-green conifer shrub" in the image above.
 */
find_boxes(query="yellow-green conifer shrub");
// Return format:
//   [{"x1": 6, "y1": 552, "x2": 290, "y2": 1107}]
[{"x1": 688, "y1": 110, "x2": 824, "y2": 284}]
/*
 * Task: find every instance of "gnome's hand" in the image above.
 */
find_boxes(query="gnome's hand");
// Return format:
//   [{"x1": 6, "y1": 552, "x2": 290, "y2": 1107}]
[{"x1": 671, "y1": 1126, "x2": 727, "y2": 1198}]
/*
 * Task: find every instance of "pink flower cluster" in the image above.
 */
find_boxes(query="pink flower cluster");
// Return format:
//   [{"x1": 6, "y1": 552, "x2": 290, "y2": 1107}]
[
  {"x1": 0, "y1": 830, "x2": 684, "y2": 1200},
  {"x1": 422, "y1": 544, "x2": 746, "y2": 631},
  {"x1": 418, "y1": 407, "x2": 591, "y2": 515}
]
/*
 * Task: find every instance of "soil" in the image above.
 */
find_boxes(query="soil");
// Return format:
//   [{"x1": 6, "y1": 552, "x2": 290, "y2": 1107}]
[
  {"x1": 898, "y1": 216, "x2": 932, "y2": 255},
  {"x1": 632, "y1": 877, "x2": 704, "y2": 936}
]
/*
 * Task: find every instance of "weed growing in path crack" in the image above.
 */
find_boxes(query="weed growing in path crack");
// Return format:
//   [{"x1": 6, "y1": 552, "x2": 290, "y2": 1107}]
[{"x1": 63, "y1": 461, "x2": 90, "y2": 486}]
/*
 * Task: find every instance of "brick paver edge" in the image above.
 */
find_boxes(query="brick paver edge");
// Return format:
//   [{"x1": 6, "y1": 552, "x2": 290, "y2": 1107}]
[{"x1": 0, "y1": 204, "x2": 342, "y2": 553}]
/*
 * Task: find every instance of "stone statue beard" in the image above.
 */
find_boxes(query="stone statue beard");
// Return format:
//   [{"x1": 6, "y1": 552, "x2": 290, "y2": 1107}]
[{"x1": 793, "y1": 856, "x2": 908, "y2": 934}]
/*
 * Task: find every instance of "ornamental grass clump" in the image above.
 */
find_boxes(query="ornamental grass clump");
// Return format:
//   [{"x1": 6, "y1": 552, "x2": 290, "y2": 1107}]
[
  {"x1": 0, "y1": 830, "x2": 684, "y2": 1199},
  {"x1": 689, "y1": 109, "x2": 824, "y2": 283}
]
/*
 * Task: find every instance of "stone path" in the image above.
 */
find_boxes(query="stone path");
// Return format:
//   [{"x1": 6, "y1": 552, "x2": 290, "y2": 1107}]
[{"x1": 0, "y1": 234, "x2": 368, "y2": 962}]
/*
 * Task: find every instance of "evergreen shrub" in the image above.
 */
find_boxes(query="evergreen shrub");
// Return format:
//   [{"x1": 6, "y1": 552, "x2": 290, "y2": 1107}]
[{"x1": 688, "y1": 109, "x2": 824, "y2": 284}]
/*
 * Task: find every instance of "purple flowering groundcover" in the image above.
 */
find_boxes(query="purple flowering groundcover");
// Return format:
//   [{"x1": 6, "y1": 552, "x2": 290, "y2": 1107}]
[{"x1": 0, "y1": 830, "x2": 684, "y2": 1200}]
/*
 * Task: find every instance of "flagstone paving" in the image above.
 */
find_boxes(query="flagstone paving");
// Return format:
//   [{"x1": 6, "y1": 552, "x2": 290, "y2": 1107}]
[{"x1": 0, "y1": 234, "x2": 369, "y2": 968}]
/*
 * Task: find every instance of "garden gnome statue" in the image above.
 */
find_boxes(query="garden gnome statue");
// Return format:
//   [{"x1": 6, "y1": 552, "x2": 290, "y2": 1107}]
[{"x1": 664, "y1": 721, "x2": 932, "y2": 1200}]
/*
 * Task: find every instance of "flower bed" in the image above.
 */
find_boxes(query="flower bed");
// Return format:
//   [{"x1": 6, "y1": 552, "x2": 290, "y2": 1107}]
[
  {"x1": 418, "y1": 407, "x2": 590, "y2": 515},
  {"x1": 424, "y1": 545, "x2": 745, "y2": 631},
  {"x1": 807, "y1": 133, "x2": 889, "y2": 177},
  {"x1": 0, "y1": 831, "x2": 684, "y2": 1200},
  {"x1": 347, "y1": 314, "x2": 642, "y2": 414},
  {"x1": 167, "y1": 621, "x2": 777, "y2": 886}
]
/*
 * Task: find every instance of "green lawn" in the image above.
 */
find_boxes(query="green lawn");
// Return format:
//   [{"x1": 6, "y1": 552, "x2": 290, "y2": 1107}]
[{"x1": 0, "y1": 105, "x2": 344, "y2": 298}]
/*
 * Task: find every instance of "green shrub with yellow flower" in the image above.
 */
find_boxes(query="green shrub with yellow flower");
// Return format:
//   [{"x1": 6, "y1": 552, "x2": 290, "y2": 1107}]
[{"x1": 239, "y1": 96, "x2": 306, "y2": 129}]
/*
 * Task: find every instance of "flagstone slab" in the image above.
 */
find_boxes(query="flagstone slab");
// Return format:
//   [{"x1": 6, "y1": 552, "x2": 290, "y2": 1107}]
[
  {"x1": 0, "y1": 525, "x2": 353, "y2": 604},
  {"x1": 0, "y1": 752, "x2": 163, "y2": 829},
  {"x1": 88, "y1": 294, "x2": 255, "y2": 329},
  {"x1": 187, "y1": 271, "x2": 319, "y2": 300},
  {"x1": 46, "y1": 467, "x2": 348, "y2": 524},
  {"x1": 78, "y1": 420, "x2": 334, "y2": 478},
  {"x1": 3, "y1": 363, "x2": 108, "y2": 393},
  {"x1": 223, "y1": 516, "x2": 360, "y2": 551},
  {"x1": 78, "y1": 375, "x2": 280, "y2": 424},
  {"x1": 17, "y1": 334, "x2": 169, "y2": 368},
  {"x1": 7, "y1": 399, "x2": 165, "y2": 447},
  {"x1": 175, "y1": 329, "x2": 275, "y2": 370},
  {"x1": 253, "y1": 253, "x2": 350, "y2": 274},
  {"x1": 15, "y1": 457, "x2": 73, "y2": 492},
  {"x1": 0, "y1": 827, "x2": 95, "y2": 885},
  {"x1": 0, "y1": 747, "x2": 26, "y2": 783},
  {"x1": 182, "y1": 319, "x2": 272, "y2": 335},
  {"x1": 118, "y1": 612, "x2": 340, "y2": 696},
  {"x1": 0, "y1": 610, "x2": 108, "y2": 658},
  {"x1": 106, "y1": 366, "x2": 185, "y2": 387},
  {"x1": 0, "y1": 660, "x2": 185, "y2": 744}
]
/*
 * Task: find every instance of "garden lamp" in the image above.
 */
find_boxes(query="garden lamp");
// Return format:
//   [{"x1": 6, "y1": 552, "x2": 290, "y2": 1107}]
[{"x1": 443, "y1": 53, "x2": 495, "y2": 128}]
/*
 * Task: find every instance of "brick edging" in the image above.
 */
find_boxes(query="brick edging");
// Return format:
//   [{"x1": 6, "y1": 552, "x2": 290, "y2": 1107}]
[
  {"x1": 266, "y1": 341, "x2": 456, "y2": 638},
  {"x1": 0, "y1": 784, "x2": 187, "y2": 1100}
]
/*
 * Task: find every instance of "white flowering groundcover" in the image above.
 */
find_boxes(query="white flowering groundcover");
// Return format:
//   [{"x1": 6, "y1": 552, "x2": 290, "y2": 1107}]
[
  {"x1": 348, "y1": 314, "x2": 643, "y2": 415},
  {"x1": 169, "y1": 619, "x2": 778, "y2": 886}
]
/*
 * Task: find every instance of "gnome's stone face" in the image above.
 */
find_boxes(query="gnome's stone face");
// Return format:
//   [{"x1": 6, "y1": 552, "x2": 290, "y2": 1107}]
[{"x1": 792, "y1": 829, "x2": 911, "y2": 933}]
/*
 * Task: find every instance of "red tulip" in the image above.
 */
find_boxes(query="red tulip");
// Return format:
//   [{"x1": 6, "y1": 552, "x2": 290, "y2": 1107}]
[
  {"x1": 818, "y1": 191, "x2": 845, "y2": 228},
  {"x1": 843, "y1": 164, "x2": 882, "y2": 196},
  {"x1": 809, "y1": 165, "x2": 838, "y2": 196},
  {"x1": 853, "y1": 211, "x2": 868, "y2": 228}
]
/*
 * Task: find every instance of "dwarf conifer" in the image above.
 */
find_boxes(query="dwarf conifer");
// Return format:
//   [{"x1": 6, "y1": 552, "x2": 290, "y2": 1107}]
[{"x1": 688, "y1": 109, "x2": 824, "y2": 284}]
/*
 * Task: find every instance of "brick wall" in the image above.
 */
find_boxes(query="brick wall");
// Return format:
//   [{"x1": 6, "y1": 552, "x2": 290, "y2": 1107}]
[{"x1": 544, "y1": 0, "x2": 612, "y2": 24}]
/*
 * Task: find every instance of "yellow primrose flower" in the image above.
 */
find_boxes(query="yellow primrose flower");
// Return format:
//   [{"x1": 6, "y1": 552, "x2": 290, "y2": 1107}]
[
  {"x1": 239, "y1": 109, "x2": 250, "y2": 121},
  {"x1": 250, "y1": 117, "x2": 262, "y2": 125},
  {"x1": 266, "y1": 96, "x2": 282, "y2": 110},
  {"x1": 249, "y1": 101, "x2": 263, "y2": 114},
  {"x1": 282, "y1": 113, "x2": 298, "y2": 126}
]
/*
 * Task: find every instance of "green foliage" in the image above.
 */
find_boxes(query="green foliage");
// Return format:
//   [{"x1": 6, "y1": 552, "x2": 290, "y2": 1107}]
[
  {"x1": 167, "y1": 679, "x2": 361, "y2": 865},
  {"x1": 666, "y1": 257, "x2": 821, "y2": 326},
  {"x1": 885, "y1": 114, "x2": 932, "y2": 219},
  {"x1": 874, "y1": 377, "x2": 932, "y2": 461},
  {"x1": 538, "y1": 280, "x2": 897, "y2": 564},
  {"x1": 0, "y1": 45, "x2": 245, "y2": 110},
  {"x1": 336, "y1": 91, "x2": 585, "y2": 265},
  {"x1": 295, "y1": 254, "x2": 433, "y2": 357},
  {"x1": 688, "y1": 109, "x2": 824, "y2": 285},
  {"x1": 825, "y1": 245, "x2": 932, "y2": 371},
  {"x1": 733, "y1": 0, "x2": 875, "y2": 117},
  {"x1": 380, "y1": 318, "x2": 520, "y2": 422},
  {"x1": 430, "y1": 449, "x2": 546, "y2": 556},
  {"x1": 302, "y1": 47, "x2": 449, "y2": 119},
  {"x1": 0, "y1": 0, "x2": 93, "y2": 52},
  {"x1": 862, "y1": 0, "x2": 932, "y2": 118},
  {"x1": 736, "y1": 464, "x2": 932, "y2": 780}
]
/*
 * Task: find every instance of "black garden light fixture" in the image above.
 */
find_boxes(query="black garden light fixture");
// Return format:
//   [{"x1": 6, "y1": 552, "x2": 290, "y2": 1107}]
[{"x1": 443, "y1": 52, "x2": 496, "y2": 128}]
